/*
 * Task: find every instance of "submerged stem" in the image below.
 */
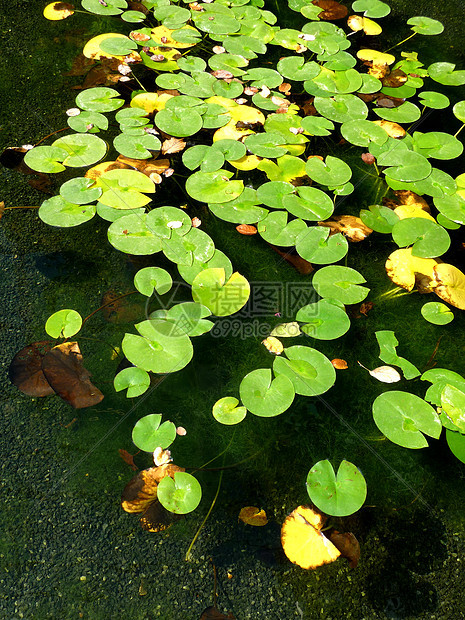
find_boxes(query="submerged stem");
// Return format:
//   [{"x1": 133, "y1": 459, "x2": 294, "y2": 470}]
[
  {"x1": 384, "y1": 31, "x2": 416, "y2": 53},
  {"x1": 81, "y1": 291, "x2": 138, "y2": 328}
]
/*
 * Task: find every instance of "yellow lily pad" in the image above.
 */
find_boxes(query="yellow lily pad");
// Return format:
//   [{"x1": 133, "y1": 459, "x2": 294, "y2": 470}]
[
  {"x1": 83, "y1": 33, "x2": 128, "y2": 60},
  {"x1": 385, "y1": 248, "x2": 439, "y2": 292},
  {"x1": 431, "y1": 264, "x2": 465, "y2": 310},
  {"x1": 239, "y1": 506, "x2": 268, "y2": 526},
  {"x1": 372, "y1": 120, "x2": 406, "y2": 138},
  {"x1": 357, "y1": 49, "x2": 396, "y2": 65},
  {"x1": 347, "y1": 15, "x2": 382, "y2": 35},
  {"x1": 229, "y1": 154, "x2": 262, "y2": 171},
  {"x1": 43, "y1": 2, "x2": 74, "y2": 20},
  {"x1": 131, "y1": 92, "x2": 174, "y2": 114},
  {"x1": 393, "y1": 204, "x2": 436, "y2": 221},
  {"x1": 150, "y1": 25, "x2": 199, "y2": 49}
]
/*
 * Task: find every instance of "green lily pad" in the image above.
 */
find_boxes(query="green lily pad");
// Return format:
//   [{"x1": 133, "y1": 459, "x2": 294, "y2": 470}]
[
  {"x1": 412, "y1": 131, "x2": 463, "y2": 161},
  {"x1": 377, "y1": 149, "x2": 431, "y2": 183},
  {"x1": 59, "y1": 178, "x2": 102, "y2": 205},
  {"x1": 446, "y1": 429, "x2": 465, "y2": 464},
  {"x1": 434, "y1": 193, "x2": 465, "y2": 225},
  {"x1": 162, "y1": 227, "x2": 215, "y2": 266},
  {"x1": 192, "y1": 268, "x2": 250, "y2": 316},
  {"x1": 113, "y1": 131, "x2": 161, "y2": 159},
  {"x1": 428, "y1": 62, "x2": 465, "y2": 87},
  {"x1": 296, "y1": 299, "x2": 350, "y2": 340},
  {"x1": 283, "y1": 187, "x2": 335, "y2": 222},
  {"x1": 178, "y1": 249, "x2": 233, "y2": 285},
  {"x1": 314, "y1": 94, "x2": 368, "y2": 123},
  {"x1": 436, "y1": 214, "x2": 461, "y2": 230},
  {"x1": 256, "y1": 181, "x2": 294, "y2": 210},
  {"x1": 305, "y1": 156, "x2": 352, "y2": 186},
  {"x1": 352, "y1": 0, "x2": 390, "y2": 18},
  {"x1": 239, "y1": 368, "x2": 295, "y2": 417},
  {"x1": 306, "y1": 460, "x2": 367, "y2": 517},
  {"x1": 358, "y1": 73, "x2": 382, "y2": 94},
  {"x1": 360, "y1": 204, "x2": 399, "y2": 233},
  {"x1": 273, "y1": 345, "x2": 336, "y2": 396},
  {"x1": 321, "y1": 51, "x2": 356, "y2": 71},
  {"x1": 208, "y1": 53, "x2": 248, "y2": 77},
  {"x1": 453, "y1": 101, "x2": 465, "y2": 123},
  {"x1": 223, "y1": 34, "x2": 266, "y2": 59},
  {"x1": 99, "y1": 36, "x2": 137, "y2": 56},
  {"x1": 24, "y1": 146, "x2": 68, "y2": 173},
  {"x1": 213, "y1": 78, "x2": 244, "y2": 98},
  {"x1": 270, "y1": 322, "x2": 302, "y2": 337},
  {"x1": 257, "y1": 211, "x2": 307, "y2": 246},
  {"x1": 212, "y1": 396, "x2": 247, "y2": 425},
  {"x1": 153, "y1": 4, "x2": 190, "y2": 28},
  {"x1": 295, "y1": 227, "x2": 348, "y2": 264},
  {"x1": 45, "y1": 309, "x2": 82, "y2": 338},
  {"x1": 193, "y1": 7, "x2": 240, "y2": 35},
  {"x1": 186, "y1": 169, "x2": 244, "y2": 204},
  {"x1": 121, "y1": 9, "x2": 146, "y2": 22},
  {"x1": 75, "y1": 87, "x2": 124, "y2": 113},
  {"x1": 202, "y1": 103, "x2": 232, "y2": 129},
  {"x1": 209, "y1": 189, "x2": 267, "y2": 224},
  {"x1": 375, "y1": 330, "x2": 420, "y2": 380},
  {"x1": 407, "y1": 16, "x2": 444, "y2": 35},
  {"x1": 122, "y1": 319, "x2": 193, "y2": 373},
  {"x1": 146, "y1": 206, "x2": 191, "y2": 239},
  {"x1": 39, "y1": 196, "x2": 97, "y2": 227},
  {"x1": 151, "y1": 302, "x2": 213, "y2": 337},
  {"x1": 421, "y1": 301, "x2": 454, "y2": 325},
  {"x1": 312, "y1": 265, "x2": 369, "y2": 305},
  {"x1": 81, "y1": 0, "x2": 127, "y2": 15},
  {"x1": 257, "y1": 155, "x2": 307, "y2": 183},
  {"x1": 134, "y1": 267, "x2": 172, "y2": 297},
  {"x1": 440, "y1": 385, "x2": 465, "y2": 432},
  {"x1": 372, "y1": 391, "x2": 441, "y2": 448},
  {"x1": 413, "y1": 168, "x2": 457, "y2": 199},
  {"x1": 107, "y1": 213, "x2": 163, "y2": 255},
  {"x1": 422, "y1": 368, "x2": 465, "y2": 407},
  {"x1": 155, "y1": 107, "x2": 203, "y2": 137},
  {"x1": 418, "y1": 91, "x2": 450, "y2": 109},
  {"x1": 114, "y1": 367, "x2": 151, "y2": 398},
  {"x1": 300, "y1": 116, "x2": 335, "y2": 136},
  {"x1": 312, "y1": 68, "x2": 363, "y2": 94},
  {"x1": 132, "y1": 413, "x2": 176, "y2": 452},
  {"x1": 68, "y1": 111, "x2": 109, "y2": 133},
  {"x1": 52, "y1": 133, "x2": 108, "y2": 168},
  {"x1": 340, "y1": 120, "x2": 388, "y2": 147},
  {"x1": 276, "y1": 56, "x2": 321, "y2": 81},
  {"x1": 158, "y1": 472, "x2": 202, "y2": 515},
  {"x1": 391, "y1": 218, "x2": 450, "y2": 258},
  {"x1": 242, "y1": 68, "x2": 283, "y2": 89},
  {"x1": 97, "y1": 169, "x2": 155, "y2": 209},
  {"x1": 374, "y1": 102, "x2": 421, "y2": 123},
  {"x1": 243, "y1": 132, "x2": 286, "y2": 158}
]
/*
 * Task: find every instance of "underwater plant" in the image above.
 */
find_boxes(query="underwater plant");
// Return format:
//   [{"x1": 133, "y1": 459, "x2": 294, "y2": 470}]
[{"x1": 5, "y1": 0, "x2": 465, "y2": 570}]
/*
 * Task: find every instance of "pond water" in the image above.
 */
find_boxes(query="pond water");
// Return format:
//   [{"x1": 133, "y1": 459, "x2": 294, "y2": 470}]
[{"x1": 1, "y1": 1, "x2": 465, "y2": 618}]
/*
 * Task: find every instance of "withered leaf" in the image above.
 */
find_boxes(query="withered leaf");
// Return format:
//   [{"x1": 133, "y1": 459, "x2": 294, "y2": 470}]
[
  {"x1": 329, "y1": 530, "x2": 360, "y2": 568},
  {"x1": 161, "y1": 137, "x2": 186, "y2": 155},
  {"x1": 121, "y1": 467, "x2": 160, "y2": 514},
  {"x1": 41, "y1": 341, "x2": 104, "y2": 409},
  {"x1": 331, "y1": 358, "x2": 348, "y2": 369},
  {"x1": 119, "y1": 448, "x2": 139, "y2": 471},
  {"x1": 140, "y1": 498, "x2": 181, "y2": 532},
  {"x1": 312, "y1": 0, "x2": 348, "y2": 20},
  {"x1": 9, "y1": 341, "x2": 55, "y2": 397},
  {"x1": 270, "y1": 245, "x2": 314, "y2": 275},
  {"x1": 200, "y1": 607, "x2": 236, "y2": 620},
  {"x1": 381, "y1": 69, "x2": 407, "y2": 88},
  {"x1": 361, "y1": 153, "x2": 376, "y2": 165},
  {"x1": 101, "y1": 290, "x2": 143, "y2": 323},
  {"x1": 0, "y1": 201, "x2": 4, "y2": 220},
  {"x1": 239, "y1": 506, "x2": 268, "y2": 526},
  {"x1": 236, "y1": 224, "x2": 257, "y2": 235},
  {"x1": 63, "y1": 53, "x2": 95, "y2": 77},
  {"x1": 359, "y1": 301, "x2": 374, "y2": 316},
  {"x1": 319, "y1": 215, "x2": 372, "y2": 242}
]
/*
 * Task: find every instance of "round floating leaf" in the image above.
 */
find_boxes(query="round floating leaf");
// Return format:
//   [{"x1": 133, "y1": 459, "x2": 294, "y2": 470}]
[
  {"x1": 243, "y1": 133, "x2": 286, "y2": 158},
  {"x1": 243, "y1": 68, "x2": 283, "y2": 89},
  {"x1": 441, "y1": 385, "x2": 465, "y2": 433},
  {"x1": 239, "y1": 368, "x2": 295, "y2": 417},
  {"x1": 437, "y1": 214, "x2": 461, "y2": 230},
  {"x1": 273, "y1": 345, "x2": 336, "y2": 396},
  {"x1": 312, "y1": 265, "x2": 369, "y2": 304},
  {"x1": 59, "y1": 177, "x2": 102, "y2": 205},
  {"x1": 52, "y1": 134, "x2": 107, "y2": 168},
  {"x1": 146, "y1": 206, "x2": 191, "y2": 239},
  {"x1": 97, "y1": 169, "x2": 155, "y2": 210},
  {"x1": 122, "y1": 319, "x2": 193, "y2": 373},
  {"x1": 155, "y1": 107, "x2": 203, "y2": 137},
  {"x1": 305, "y1": 156, "x2": 352, "y2": 187},
  {"x1": 312, "y1": 68, "x2": 363, "y2": 94},
  {"x1": 257, "y1": 211, "x2": 307, "y2": 246},
  {"x1": 340, "y1": 120, "x2": 388, "y2": 147},
  {"x1": 99, "y1": 36, "x2": 137, "y2": 56},
  {"x1": 81, "y1": 0, "x2": 127, "y2": 16},
  {"x1": 407, "y1": 16, "x2": 444, "y2": 35},
  {"x1": 39, "y1": 196, "x2": 96, "y2": 227},
  {"x1": 192, "y1": 268, "x2": 249, "y2": 316},
  {"x1": 295, "y1": 227, "x2": 348, "y2": 264},
  {"x1": 276, "y1": 56, "x2": 321, "y2": 81},
  {"x1": 300, "y1": 116, "x2": 335, "y2": 136},
  {"x1": 152, "y1": 302, "x2": 213, "y2": 337},
  {"x1": 422, "y1": 368, "x2": 465, "y2": 406},
  {"x1": 212, "y1": 397, "x2": 247, "y2": 425},
  {"x1": 209, "y1": 188, "x2": 267, "y2": 225},
  {"x1": 453, "y1": 101, "x2": 465, "y2": 123},
  {"x1": 377, "y1": 149, "x2": 431, "y2": 183},
  {"x1": 186, "y1": 169, "x2": 243, "y2": 204},
  {"x1": 283, "y1": 185, "x2": 334, "y2": 221},
  {"x1": 153, "y1": 4, "x2": 190, "y2": 29},
  {"x1": 257, "y1": 181, "x2": 295, "y2": 210},
  {"x1": 132, "y1": 413, "x2": 176, "y2": 452},
  {"x1": 412, "y1": 131, "x2": 463, "y2": 161},
  {"x1": 75, "y1": 87, "x2": 124, "y2": 113},
  {"x1": 360, "y1": 204, "x2": 399, "y2": 233},
  {"x1": 134, "y1": 267, "x2": 172, "y2": 297},
  {"x1": 68, "y1": 111, "x2": 109, "y2": 133},
  {"x1": 352, "y1": 0, "x2": 390, "y2": 17},
  {"x1": 113, "y1": 132, "x2": 161, "y2": 159},
  {"x1": 428, "y1": 62, "x2": 465, "y2": 87},
  {"x1": 313, "y1": 94, "x2": 368, "y2": 123},
  {"x1": 178, "y1": 249, "x2": 233, "y2": 285},
  {"x1": 373, "y1": 102, "x2": 421, "y2": 123},
  {"x1": 157, "y1": 472, "x2": 202, "y2": 515},
  {"x1": 223, "y1": 34, "x2": 266, "y2": 59},
  {"x1": 114, "y1": 367, "x2": 151, "y2": 398},
  {"x1": 162, "y1": 227, "x2": 215, "y2": 266},
  {"x1": 213, "y1": 78, "x2": 244, "y2": 98},
  {"x1": 306, "y1": 460, "x2": 367, "y2": 517},
  {"x1": 208, "y1": 53, "x2": 248, "y2": 77},
  {"x1": 45, "y1": 309, "x2": 82, "y2": 338},
  {"x1": 391, "y1": 218, "x2": 450, "y2": 258},
  {"x1": 372, "y1": 391, "x2": 442, "y2": 448},
  {"x1": 24, "y1": 146, "x2": 67, "y2": 173},
  {"x1": 421, "y1": 302, "x2": 454, "y2": 325},
  {"x1": 107, "y1": 213, "x2": 163, "y2": 255},
  {"x1": 434, "y1": 194, "x2": 465, "y2": 225},
  {"x1": 296, "y1": 300, "x2": 350, "y2": 340},
  {"x1": 446, "y1": 429, "x2": 465, "y2": 464},
  {"x1": 121, "y1": 10, "x2": 145, "y2": 22},
  {"x1": 418, "y1": 91, "x2": 450, "y2": 110},
  {"x1": 193, "y1": 9, "x2": 240, "y2": 35}
]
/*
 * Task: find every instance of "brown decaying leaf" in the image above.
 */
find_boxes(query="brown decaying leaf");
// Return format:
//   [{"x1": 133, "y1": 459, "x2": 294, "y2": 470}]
[
  {"x1": 359, "y1": 301, "x2": 373, "y2": 316},
  {"x1": 376, "y1": 95, "x2": 405, "y2": 109},
  {"x1": 312, "y1": 0, "x2": 348, "y2": 20},
  {"x1": 329, "y1": 531, "x2": 360, "y2": 568},
  {"x1": 367, "y1": 62, "x2": 390, "y2": 79},
  {"x1": 0, "y1": 201, "x2": 4, "y2": 220},
  {"x1": 200, "y1": 608, "x2": 236, "y2": 620},
  {"x1": 238, "y1": 506, "x2": 268, "y2": 526},
  {"x1": 319, "y1": 215, "x2": 373, "y2": 242},
  {"x1": 116, "y1": 155, "x2": 170, "y2": 177},
  {"x1": 128, "y1": 1, "x2": 149, "y2": 15},
  {"x1": 331, "y1": 358, "x2": 348, "y2": 369},
  {"x1": 161, "y1": 137, "x2": 186, "y2": 155},
  {"x1": 236, "y1": 224, "x2": 257, "y2": 235},
  {"x1": 42, "y1": 342, "x2": 104, "y2": 409},
  {"x1": 381, "y1": 68, "x2": 408, "y2": 88},
  {"x1": 361, "y1": 152, "x2": 376, "y2": 165},
  {"x1": 140, "y1": 498, "x2": 181, "y2": 532},
  {"x1": 121, "y1": 467, "x2": 161, "y2": 514},
  {"x1": 383, "y1": 190, "x2": 430, "y2": 212},
  {"x1": 101, "y1": 290, "x2": 143, "y2": 323},
  {"x1": 9, "y1": 341, "x2": 55, "y2": 397},
  {"x1": 119, "y1": 448, "x2": 139, "y2": 471},
  {"x1": 63, "y1": 53, "x2": 95, "y2": 77},
  {"x1": 270, "y1": 245, "x2": 314, "y2": 275},
  {"x1": 372, "y1": 120, "x2": 406, "y2": 139}
]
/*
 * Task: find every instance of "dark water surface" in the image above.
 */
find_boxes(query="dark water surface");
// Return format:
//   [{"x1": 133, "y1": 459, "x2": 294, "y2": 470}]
[{"x1": 1, "y1": 1, "x2": 465, "y2": 619}]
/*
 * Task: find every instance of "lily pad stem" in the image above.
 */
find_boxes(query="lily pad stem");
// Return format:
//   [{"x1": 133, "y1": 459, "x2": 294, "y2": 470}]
[
  {"x1": 81, "y1": 290, "x2": 138, "y2": 327},
  {"x1": 384, "y1": 31, "x2": 416, "y2": 53},
  {"x1": 454, "y1": 123, "x2": 465, "y2": 138}
]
